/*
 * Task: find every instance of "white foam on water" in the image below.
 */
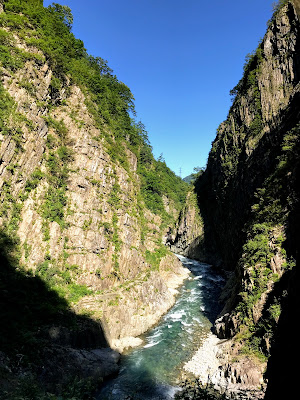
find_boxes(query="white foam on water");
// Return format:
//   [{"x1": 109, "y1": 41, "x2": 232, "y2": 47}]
[
  {"x1": 144, "y1": 340, "x2": 162, "y2": 348},
  {"x1": 169, "y1": 310, "x2": 185, "y2": 321},
  {"x1": 187, "y1": 296, "x2": 198, "y2": 304},
  {"x1": 194, "y1": 275, "x2": 203, "y2": 280},
  {"x1": 149, "y1": 330, "x2": 162, "y2": 339},
  {"x1": 181, "y1": 321, "x2": 192, "y2": 327},
  {"x1": 132, "y1": 355, "x2": 143, "y2": 367}
]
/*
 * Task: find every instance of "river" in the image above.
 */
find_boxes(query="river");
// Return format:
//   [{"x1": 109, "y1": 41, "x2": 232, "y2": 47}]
[{"x1": 97, "y1": 255, "x2": 225, "y2": 400}]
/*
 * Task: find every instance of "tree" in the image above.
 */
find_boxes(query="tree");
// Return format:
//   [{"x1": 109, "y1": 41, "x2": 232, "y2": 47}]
[{"x1": 48, "y1": 3, "x2": 73, "y2": 30}]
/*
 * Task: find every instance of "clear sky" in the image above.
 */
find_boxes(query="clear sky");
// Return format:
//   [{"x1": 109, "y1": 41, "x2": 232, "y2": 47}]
[{"x1": 44, "y1": 0, "x2": 275, "y2": 178}]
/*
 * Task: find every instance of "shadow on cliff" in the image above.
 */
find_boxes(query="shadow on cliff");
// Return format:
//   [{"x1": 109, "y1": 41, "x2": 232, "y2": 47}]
[
  {"x1": 0, "y1": 229, "x2": 114, "y2": 395},
  {"x1": 194, "y1": 92, "x2": 300, "y2": 272},
  {"x1": 263, "y1": 154, "x2": 300, "y2": 400}
]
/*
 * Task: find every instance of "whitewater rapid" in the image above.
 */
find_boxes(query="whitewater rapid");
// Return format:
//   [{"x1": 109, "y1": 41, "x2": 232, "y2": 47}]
[{"x1": 97, "y1": 255, "x2": 225, "y2": 400}]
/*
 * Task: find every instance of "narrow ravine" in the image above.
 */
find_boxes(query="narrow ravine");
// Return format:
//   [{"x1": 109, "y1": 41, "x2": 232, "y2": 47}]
[{"x1": 97, "y1": 255, "x2": 225, "y2": 400}]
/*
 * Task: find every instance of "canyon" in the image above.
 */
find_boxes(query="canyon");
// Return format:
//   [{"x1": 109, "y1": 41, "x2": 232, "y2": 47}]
[
  {"x1": 173, "y1": 1, "x2": 300, "y2": 399},
  {"x1": 0, "y1": 0, "x2": 299, "y2": 399}
]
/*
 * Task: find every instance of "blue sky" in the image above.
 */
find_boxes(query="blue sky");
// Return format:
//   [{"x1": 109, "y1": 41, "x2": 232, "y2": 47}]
[{"x1": 44, "y1": 0, "x2": 275, "y2": 177}]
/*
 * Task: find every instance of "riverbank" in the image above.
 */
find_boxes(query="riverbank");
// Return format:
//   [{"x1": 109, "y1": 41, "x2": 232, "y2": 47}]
[
  {"x1": 109, "y1": 255, "x2": 191, "y2": 353},
  {"x1": 183, "y1": 332, "x2": 266, "y2": 399},
  {"x1": 75, "y1": 253, "x2": 190, "y2": 353},
  {"x1": 97, "y1": 255, "x2": 226, "y2": 400},
  {"x1": 183, "y1": 332, "x2": 223, "y2": 383}
]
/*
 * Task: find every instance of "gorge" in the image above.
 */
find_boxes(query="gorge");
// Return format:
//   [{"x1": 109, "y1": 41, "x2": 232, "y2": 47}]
[
  {"x1": 98, "y1": 255, "x2": 225, "y2": 400},
  {"x1": 0, "y1": 0, "x2": 299, "y2": 399}
]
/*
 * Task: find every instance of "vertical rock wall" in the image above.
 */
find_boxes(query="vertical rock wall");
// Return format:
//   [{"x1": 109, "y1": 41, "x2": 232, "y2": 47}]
[
  {"x1": 191, "y1": 1, "x2": 300, "y2": 396},
  {"x1": 0, "y1": 34, "x2": 188, "y2": 353}
]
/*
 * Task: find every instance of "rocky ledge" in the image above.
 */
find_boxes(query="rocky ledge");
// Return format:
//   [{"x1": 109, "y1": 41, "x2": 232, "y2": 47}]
[
  {"x1": 75, "y1": 254, "x2": 190, "y2": 353},
  {"x1": 183, "y1": 332, "x2": 266, "y2": 400}
]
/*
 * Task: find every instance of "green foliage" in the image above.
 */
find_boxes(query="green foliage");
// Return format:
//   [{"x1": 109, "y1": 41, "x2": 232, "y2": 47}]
[
  {"x1": 138, "y1": 152, "x2": 189, "y2": 217},
  {"x1": 0, "y1": 230, "x2": 70, "y2": 354},
  {"x1": 268, "y1": 301, "x2": 281, "y2": 322},
  {"x1": 41, "y1": 124, "x2": 74, "y2": 226},
  {"x1": 41, "y1": 187, "x2": 67, "y2": 227},
  {"x1": 268, "y1": 0, "x2": 289, "y2": 26},
  {"x1": 0, "y1": 228, "x2": 103, "y2": 399},
  {"x1": 183, "y1": 166, "x2": 205, "y2": 184},
  {"x1": 25, "y1": 168, "x2": 44, "y2": 192},
  {"x1": 1, "y1": 0, "x2": 188, "y2": 219},
  {"x1": 0, "y1": 82, "x2": 16, "y2": 134},
  {"x1": 145, "y1": 245, "x2": 167, "y2": 270},
  {"x1": 48, "y1": 3, "x2": 73, "y2": 30},
  {"x1": 0, "y1": 27, "x2": 26, "y2": 70},
  {"x1": 45, "y1": 133, "x2": 57, "y2": 148},
  {"x1": 230, "y1": 45, "x2": 262, "y2": 97},
  {"x1": 57, "y1": 145, "x2": 73, "y2": 162},
  {"x1": 251, "y1": 123, "x2": 300, "y2": 225},
  {"x1": 108, "y1": 182, "x2": 121, "y2": 208},
  {"x1": 46, "y1": 116, "x2": 68, "y2": 138},
  {"x1": 35, "y1": 258, "x2": 93, "y2": 304},
  {"x1": 67, "y1": 283, "x2": 93, "y2": 303},
  {"x1": 232, "y1": 124, "x2": 300, "y2": 358},
  {"x1": 242, "y1": 223, "x2": 272, "y2": 268},
  {"x1": 111, "y1": 213, "x2": 122, "y2": 273}
]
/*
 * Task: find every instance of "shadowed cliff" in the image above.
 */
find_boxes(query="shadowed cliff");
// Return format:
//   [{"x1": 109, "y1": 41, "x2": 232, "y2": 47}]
[
  {"x1": 185, "y1": 1, "x2": 300, "y2": 397},
  {"x1": 0, "y1": 229, "x2": 122, "y2": 399}
]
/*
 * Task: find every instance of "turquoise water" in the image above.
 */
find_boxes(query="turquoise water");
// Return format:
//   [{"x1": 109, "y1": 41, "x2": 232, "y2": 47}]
[{"x1": 98, "y1": 255, "x2": 225, "y2": 400}]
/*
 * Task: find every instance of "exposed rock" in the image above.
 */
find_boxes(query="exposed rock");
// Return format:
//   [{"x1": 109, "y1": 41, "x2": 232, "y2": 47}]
[
  {"x1": 0, "y1": 37, "x2": 187, "y2": 352},
  {"x1": 0, "y1": 5, "x2": 189, "y2": 397},
  {"x1": 166, "y1": 191, "x2": 206, "y2": 261},
  {"x1": 74, "y1": 254, "x2": 190, "y2": 352},
  {"x1": 214, "y1": 312, "x2": 240, "y2": 339},
  {"x1": 190, "y1": 1, "x2": 300, "y2": 397},
  {"x1": 184, "y1": 333, "x2": 266, "y2": 400},
  {"x1": 111, "y1": 337, "x2": 144, "y2": 353}
]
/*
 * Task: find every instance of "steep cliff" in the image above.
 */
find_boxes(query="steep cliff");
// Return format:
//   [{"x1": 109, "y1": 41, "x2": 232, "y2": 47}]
[
  {"x1": 165, "y1": 191, "x2": 206, "y2": 261},
  {"x1": 0, "y1": 1, "x2": 189, "y2": 397},
  {"x1": 193, "y1": 0, "x2": 299, "y2": 396}
]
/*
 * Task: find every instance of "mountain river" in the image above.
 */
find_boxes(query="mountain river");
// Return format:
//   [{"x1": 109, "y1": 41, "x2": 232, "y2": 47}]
[{"x1": 97, "y1": 255, "x2": 225, "y2": 400}]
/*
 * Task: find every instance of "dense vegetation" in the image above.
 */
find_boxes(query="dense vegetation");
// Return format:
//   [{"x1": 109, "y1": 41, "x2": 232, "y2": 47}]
[{"x1": 0, "y1": 0, "x2": 187, "y2": 219}]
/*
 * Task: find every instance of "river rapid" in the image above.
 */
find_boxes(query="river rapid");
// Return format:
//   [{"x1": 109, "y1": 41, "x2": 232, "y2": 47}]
[{"x1": 97, "y1": 255, "x2": 225, "y2": 400}]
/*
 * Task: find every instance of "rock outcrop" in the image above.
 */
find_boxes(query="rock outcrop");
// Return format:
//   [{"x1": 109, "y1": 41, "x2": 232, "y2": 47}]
[
  {"x1": 0, "y1": 1, "x2": 189, "y2": 397},
  {"x1": 191, "y1": 0, "x2": 300, "y2": 397},
  {"x1": 183, "y1": 333, "x2": 266, "y2": 400},
  {"x1": 166, "y1": 191, "x2": 206, "y2": 261}
]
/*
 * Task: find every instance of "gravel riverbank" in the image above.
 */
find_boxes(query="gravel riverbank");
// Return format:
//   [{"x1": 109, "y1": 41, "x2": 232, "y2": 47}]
[
  {"x1": 183, "y1": 332, "x2": 266, "y2": 400},
  {"x1": 183, "y1": 332, "x2": 223, "y2": 384}
]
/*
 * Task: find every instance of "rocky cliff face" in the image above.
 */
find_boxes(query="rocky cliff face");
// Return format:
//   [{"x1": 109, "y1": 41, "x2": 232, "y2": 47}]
[
  {"x1": 0, "y1": 33, "x2": 187, "y2": 346},
  {"x1": 193, "y1": 0, "x2": 300, "y2": 396},
  {"x1": 165, "y1": 191, "x2": 206, "y2": 261},
  {"x1": 0, "y1": 1, "x2": 189, "y2": 397}
]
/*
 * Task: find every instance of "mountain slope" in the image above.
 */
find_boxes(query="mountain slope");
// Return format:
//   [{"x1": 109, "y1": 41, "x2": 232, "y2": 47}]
[
  {"x1": 0, "y1": 0, "x2": 189, "y2": 397},
  {"x1": 192, "y1": 0, "x2": 299, "y2": 396}
]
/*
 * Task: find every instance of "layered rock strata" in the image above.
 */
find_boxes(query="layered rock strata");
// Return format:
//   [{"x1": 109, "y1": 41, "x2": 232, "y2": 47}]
[
  {"x1": 184, "y1": 1, "x2": 300, "y2": 397},
  {"x1": 0, "y1": 4, "x2": 189, "y2": 394}
]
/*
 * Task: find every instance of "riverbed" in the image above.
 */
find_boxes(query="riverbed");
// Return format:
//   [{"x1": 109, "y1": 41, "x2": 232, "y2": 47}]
[{"x1": 97, "y1": 255, "x2": 225, "y2": 400}]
